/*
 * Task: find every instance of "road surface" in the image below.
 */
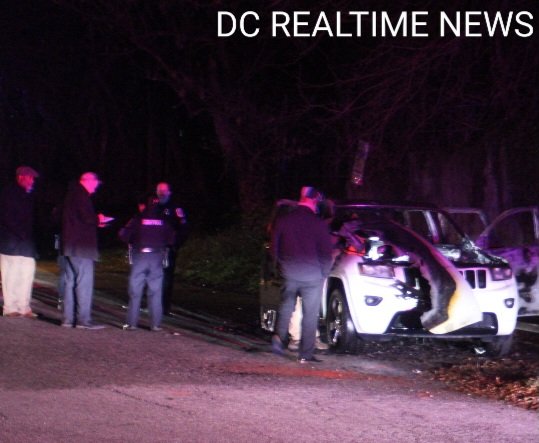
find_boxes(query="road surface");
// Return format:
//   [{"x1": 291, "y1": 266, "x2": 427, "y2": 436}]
[{"x1": 0, "y1": 268, "x2": 537, "y2": 442}]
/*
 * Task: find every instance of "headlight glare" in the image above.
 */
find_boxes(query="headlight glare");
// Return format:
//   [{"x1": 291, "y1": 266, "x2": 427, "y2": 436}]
[{"x1": 490, "y1": 267, "x2": 513, "y2": 281}]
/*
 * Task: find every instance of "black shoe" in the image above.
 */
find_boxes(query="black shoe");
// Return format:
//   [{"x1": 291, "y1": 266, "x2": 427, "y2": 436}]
[
  {"x1": 298, "y1": 356, "x2": 323, "y2": 364},
  {"x1": 76, "y1": 323, "x2": 106, "y2": 330},
  {"x1": 271, "y1": 335, "x2": 285, "y2": 355}
]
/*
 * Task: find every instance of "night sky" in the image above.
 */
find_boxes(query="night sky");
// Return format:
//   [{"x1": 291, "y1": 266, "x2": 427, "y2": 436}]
[{"x1": 1, "y1": 1, "x2": 538, "y2": 228}]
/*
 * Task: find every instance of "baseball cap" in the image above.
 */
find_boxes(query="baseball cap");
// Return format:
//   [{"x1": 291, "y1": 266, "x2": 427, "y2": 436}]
[{"x1": 16, "y1": 166, "x2": 39, "y2": 177}]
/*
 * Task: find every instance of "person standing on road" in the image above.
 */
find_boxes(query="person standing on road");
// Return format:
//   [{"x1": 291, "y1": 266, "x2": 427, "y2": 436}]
[
  {"x1": 119, "y1": 196, "x2": 175, "y2": 331},
  {"x1": 61, "y1": 172, "x2": 112, "y2": 329},
  {"x1": 154, "y1": 182, "x2": 188, "y2": 315},
  {"x1": 51, "y1": 202, "x2": 66, "y2": 311},
  {"x1": 0, "y1": 166, "x2": 40, "y2": 318},
  {"x1": 271, "y1": 186, "x2": 334, "y2": 363}
]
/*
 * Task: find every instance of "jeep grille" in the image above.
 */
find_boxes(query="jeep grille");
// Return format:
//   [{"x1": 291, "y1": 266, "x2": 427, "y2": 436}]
[{"x1": 459, "y1": 269, "x2": 487, "y2": 289}]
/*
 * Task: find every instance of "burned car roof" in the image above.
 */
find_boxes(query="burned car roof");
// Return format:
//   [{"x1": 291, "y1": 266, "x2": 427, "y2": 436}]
[{"x1": 331, "y1": 202, "x2": 508, "y2": 268}]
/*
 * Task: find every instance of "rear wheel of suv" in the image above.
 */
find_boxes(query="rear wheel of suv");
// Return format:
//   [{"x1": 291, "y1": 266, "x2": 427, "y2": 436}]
[
  {"x1": 326, "y1": 288, "x2": 361, "y2": 354},
  {"x1": 483, "y1": 335, "x2": 513, "y2": 358}
]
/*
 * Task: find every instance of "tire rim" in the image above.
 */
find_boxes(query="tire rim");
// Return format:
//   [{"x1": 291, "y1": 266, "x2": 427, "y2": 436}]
[{"x1": 328, "y1": 295, "x2": 343, "y2": 345}]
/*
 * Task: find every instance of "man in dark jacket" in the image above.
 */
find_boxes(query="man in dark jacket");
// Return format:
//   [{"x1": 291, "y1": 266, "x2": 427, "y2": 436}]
[
  {"x1": 119, "y1": 197, "x2": 175, "y2": 331},
  {"x1": 155, "y1": 182, "x2": 188, "y2": 314},
  {"x1": 61, "y1": 172, "x2": 112, "y2": 329},
  {"x1": 0, "y1": 166, "x2": 40, "y2": 318},
  {"x1": 271, "y1": 187, "x2": 334, "y2": 363}
]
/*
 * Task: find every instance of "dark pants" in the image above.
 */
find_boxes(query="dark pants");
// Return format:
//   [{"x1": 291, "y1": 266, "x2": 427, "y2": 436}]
[
  {"x1": 276, "y1": 278, "x2": 323, "y2": 359},
  {"x1": 162, "y1": 247, "x2": 177, "y2": 314},
  {"x1": 127, "y1": 252, "x2": 164, "y2": 328},
  {"x1": 57, "y1": 255, "x2": 67, "y2": 307},
  {"x1": 63, "y1": 257, "x2": 94, "y2": 325}
]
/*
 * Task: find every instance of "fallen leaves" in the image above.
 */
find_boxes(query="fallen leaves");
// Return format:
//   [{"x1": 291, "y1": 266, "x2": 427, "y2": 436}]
[
  {"x1": 358, "y1": 330, "x2": 539, "y2": 410},
  {"x1": 430, "y1": 357, "x2": 539, "y2": 410}
]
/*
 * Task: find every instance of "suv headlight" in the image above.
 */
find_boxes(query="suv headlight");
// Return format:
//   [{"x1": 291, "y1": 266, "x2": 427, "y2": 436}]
[
  {"x1": 359, "y1": 264, "x2": 395, "y2": 279},
  {"x1": 490, "y1": 267, "x2": 513, "y2": 281}
]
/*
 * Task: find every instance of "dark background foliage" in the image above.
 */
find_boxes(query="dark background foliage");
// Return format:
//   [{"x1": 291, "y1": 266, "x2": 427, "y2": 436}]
[{"x1": 1, "y1": 0, "x2": 538, "y2": 233}]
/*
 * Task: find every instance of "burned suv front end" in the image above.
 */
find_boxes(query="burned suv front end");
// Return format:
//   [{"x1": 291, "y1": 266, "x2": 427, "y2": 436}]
[
  {"x1": 323, "y1": 204, "x2": 518, "y2": 356},
  {"x1": 260, "y1": 201, "x2": 518, "y2": 357}
]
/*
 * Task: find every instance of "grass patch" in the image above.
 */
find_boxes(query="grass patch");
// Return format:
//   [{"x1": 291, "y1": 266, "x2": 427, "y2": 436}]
[
  {"x1": 93, "y1": 223, "x2": 265, "y2": 296},
  {"x1": 176, "y1": 224, "x2": 264, "y2": 295}
]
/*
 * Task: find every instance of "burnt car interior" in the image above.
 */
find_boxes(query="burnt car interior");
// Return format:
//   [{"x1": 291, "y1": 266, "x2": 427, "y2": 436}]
[{"x1": 331, "y1": 206, "x2": 508, "y2": 334}]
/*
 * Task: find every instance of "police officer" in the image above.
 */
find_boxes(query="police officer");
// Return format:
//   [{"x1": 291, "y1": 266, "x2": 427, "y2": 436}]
[
  {"x1": 155, "y1": 182, "x2": 188, "y2": 315},
  {"x1": 119, "y1": 197, "x2": 175, "y2": 331}
]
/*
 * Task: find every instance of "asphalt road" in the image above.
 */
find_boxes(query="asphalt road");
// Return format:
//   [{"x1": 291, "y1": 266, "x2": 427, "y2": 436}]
[{"x1": 0, "y1": 269, "x2": 537, "y2": 443}]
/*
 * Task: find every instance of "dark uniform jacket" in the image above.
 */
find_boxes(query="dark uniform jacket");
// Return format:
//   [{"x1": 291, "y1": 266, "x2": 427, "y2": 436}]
[
  {"x1": 119, "y1": 207, "x2": 175, "y2": 250},
  {"x1": 156, "y1": 199, "x2": 188, "y2": 248},
  {"x1": 271, "y1": 205, "x2": 334, "y2": 281},
  {"x1": 61, "y1": 182, "x2": 99, "y2": 261},
  {"x1": 0, "y1": 183, "x2": 36, "y2": 258}
]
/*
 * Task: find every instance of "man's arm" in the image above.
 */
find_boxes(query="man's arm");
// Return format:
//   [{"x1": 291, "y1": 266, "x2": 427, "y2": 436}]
[
  {"x1": 317, "y1": 223, "x2": 334, "y2": 277},
  {"x1": 0, "y1": 189, "x2": 25, "y2": 239},
  {"x1": 270, "y1": 219, "x2": 282, "y2": 264},
  {"x1": 118, "y1": 217, "x2": 136, "y2": 244},
  {"x1": 70, "y1": 190, "x2": 99, "y2": 226}
]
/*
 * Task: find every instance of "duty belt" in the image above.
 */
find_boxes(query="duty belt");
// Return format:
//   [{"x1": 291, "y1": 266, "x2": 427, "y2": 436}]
[{"x1": 128, "y1": 246, "x2": 169, "y2": 267}]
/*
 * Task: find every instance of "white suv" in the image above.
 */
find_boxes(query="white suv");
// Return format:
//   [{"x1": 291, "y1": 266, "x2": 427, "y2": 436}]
[{"x1": 260, "y1": 202, "x2": 519, "y2": 357}]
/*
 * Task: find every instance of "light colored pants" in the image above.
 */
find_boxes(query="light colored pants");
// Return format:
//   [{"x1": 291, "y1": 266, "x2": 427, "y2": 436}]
[
  {"x1": 289, "y1": 297, "x2": 320, "y2": 341},
  {"x1": 1, "y1": 254, "x2": 36, "y2": 315},
  {"x1": 289, "y1": 297, "x2": 303, "y2": 341}
]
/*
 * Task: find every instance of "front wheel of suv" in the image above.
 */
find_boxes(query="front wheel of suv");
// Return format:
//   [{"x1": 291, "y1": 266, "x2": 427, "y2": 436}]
[
  {"x1": 483, "y1": 334, "x2": 513, "y2": 358},
  {"x1": 326, "y1": 288, "x2": 362, "y2": 354}
]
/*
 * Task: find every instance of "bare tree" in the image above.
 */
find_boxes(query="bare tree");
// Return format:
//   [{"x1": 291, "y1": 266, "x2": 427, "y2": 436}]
[{"x1": 14, "y1": 0, "x2": 537, "y2": 214}]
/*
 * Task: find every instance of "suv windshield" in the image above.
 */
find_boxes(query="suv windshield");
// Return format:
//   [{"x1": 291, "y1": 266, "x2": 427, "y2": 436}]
[{"x1": 333, "y1": 206, "x2": 466, "y2": 246}]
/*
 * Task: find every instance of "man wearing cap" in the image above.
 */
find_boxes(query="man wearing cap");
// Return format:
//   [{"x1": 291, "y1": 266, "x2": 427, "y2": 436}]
[
  {"x1": 61, "y1": 172, "x2": 112, "y2": 329},
  {"x1": 0, "y1": 166, "x2": 40, "y2": 318},
  {"x1": 271, "y1": 186, "x2": 334, "y2": 363}
]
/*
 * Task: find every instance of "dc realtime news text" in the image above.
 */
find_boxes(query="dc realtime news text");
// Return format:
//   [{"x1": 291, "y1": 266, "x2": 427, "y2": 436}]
[{"x1": 217, "y1": 10, "x2": 534, "y2": 38}]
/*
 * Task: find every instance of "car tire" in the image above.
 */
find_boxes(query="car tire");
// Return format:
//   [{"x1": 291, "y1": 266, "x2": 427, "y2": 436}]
[
  {"x1": 483, "y1": 334, "x2": 513, "y2": 358},
  {"x1": 326, "y1": 288, "x2": 362, "y2": 354}
]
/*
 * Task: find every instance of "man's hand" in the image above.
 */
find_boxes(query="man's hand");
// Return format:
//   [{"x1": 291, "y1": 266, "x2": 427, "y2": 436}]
[{"x1": 98, "y1": 213, "x2": 114, "y2": 228}]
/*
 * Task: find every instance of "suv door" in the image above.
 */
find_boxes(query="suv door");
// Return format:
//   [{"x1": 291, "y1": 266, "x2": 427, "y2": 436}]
[{"x1": 476, "y1": 207, "x2": 539, "y2": 316}]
